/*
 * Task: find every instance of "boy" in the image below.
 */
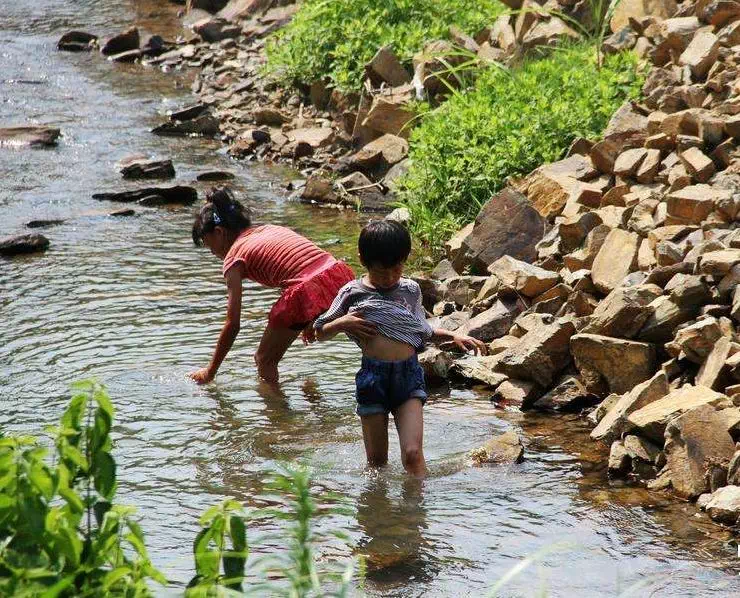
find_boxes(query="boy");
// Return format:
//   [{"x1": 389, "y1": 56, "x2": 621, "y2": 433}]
[{"x1": 313, "y1": 220, "x2": 486, "y2": 476}]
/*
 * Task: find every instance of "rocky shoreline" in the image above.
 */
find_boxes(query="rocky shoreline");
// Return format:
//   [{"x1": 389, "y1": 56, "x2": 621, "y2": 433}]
[{"x1": 6, "y1": 0, "x2": 740, "y2": 533}]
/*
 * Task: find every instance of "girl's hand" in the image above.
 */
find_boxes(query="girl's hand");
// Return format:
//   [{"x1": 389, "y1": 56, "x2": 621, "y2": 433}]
[
  {"x1": 335, "y1": 313, "x2": 377, "y2": 341},
  {"x1": 301, "y1": 323, "x2": 317, "y2": 345},
  {"x1": 189, "y1": 368, "x2": 215, "y2": 384},
  {"x1": 451, "y1": 333, "x2": 488, "y2": 356}
]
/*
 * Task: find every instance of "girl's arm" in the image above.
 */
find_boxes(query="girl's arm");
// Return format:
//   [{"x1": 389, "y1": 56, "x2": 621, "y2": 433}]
[
  {"x1": 432, "y1": 327, "x2": 488, "y2": 355},
  {"x1": 316, "y1": 313, "x2": 376, "y2": 342},
  {"x1": 190, "y1": 268, "x2": 243, "y2": 384}
]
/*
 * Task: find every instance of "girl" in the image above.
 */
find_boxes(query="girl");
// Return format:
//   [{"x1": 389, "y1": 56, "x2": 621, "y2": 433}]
[{"x1": 189, "y1": 187, "x2": 355, "y2": 385}]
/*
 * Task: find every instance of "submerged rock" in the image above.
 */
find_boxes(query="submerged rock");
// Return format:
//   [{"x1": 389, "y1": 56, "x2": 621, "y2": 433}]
[
  {"x1": 57, "y1": 31, "x2": 97, "y2": 52},
  {"x1": 120, "y1": 159, "x2": 175, "y2": 180},
  {"x1": 0, "y1": 234, "x2": 50, "y2": 256},
  {"x1": 92, "y1": 186, "x2": 197, "y2": 205},
  {"x1": 470, "y1": 430, "x2": 524, "y2": 465},
  {"x1": 100, "y1": 27, "x2": 140, "y2": 56},
  {"x1": 0, "y1": 126, "x2": 60, "y2": 147}
]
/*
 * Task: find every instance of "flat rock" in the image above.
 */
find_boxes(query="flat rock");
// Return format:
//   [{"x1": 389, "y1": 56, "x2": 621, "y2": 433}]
[
  {"x1": 450, "y1": 355, "x2": 507, "y2": 388},
  {"x1": 570, "y1": 333, "x2": 656, "y2": 395},
  {"x1": 193, "y1": 17, "x2": 241, "y2": 42},
  {"x1": 488, "y1": 255, "x2": 560, "y2": 298},
  {"x1": 582, "y1": 285, "x2": 660, "y2": 338},
  {"x1": 349, "y1": 134, "x2": 408, "y2": 173},
  {"x1": 288, "y1": 127, "x2": 335, "y2": 149},
  {"x1": 120, "y1": 159, "x2": 175, "y2": 180},
  {"x1": 0, "y1": 126, "x2": 60, "y2": 147},
  {"x1": 460, "y1": 188, "x2": 545, "y2": 274},
  {"x1": 590, "y1": 371, "x2": 669, "y2": 444},
  {"x1": 529, "y1": 375, "x2": 597, "y2": 412},
  {"x1": 92, "y1": 186, "x2": 197, "y2": 204},
  {"x1": 627, "y1": 384, "x2": 730, "y2": 442},
  {"x1": 461, "y1": 295, "x2": 525, "y2": 342},
  {"x1": 196, "y1": 171, "x2": 235, "y2": 181},
  {"x1": 152, "y1": 113, "x2": 220, "y2": 137},
  {"x1": 665, "y1": 403, "x2": 736, "y2": 499},
  {"x1": 495, "y1": 320, "x2": 576, "y2": 387},
  {"x1": 493, "y1": 379, "x2": 542, "y2": 405},
  {"x1": 591, "y1": 228, "x2": 639, "y2": 294},
  {"x1": 667, "y1": 184, "x2": 731, "y2": 224},
  {"x1": 470, "y1": 430, "x2": 524, "y2": 465},
  {"x1": 679, "y1": 31, "x2": 719, "y2": 80},
  {"x1": 0, "y1": 234, "x2": 50, "y2": 256},
  {"x1": 704, "y1": 485, "x2": 740, "y2": 525}
]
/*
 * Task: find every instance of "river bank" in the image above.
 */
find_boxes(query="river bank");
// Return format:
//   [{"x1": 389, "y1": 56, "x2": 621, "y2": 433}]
[{"x1": 3, "y1": 0, "x2": 740, "y2": 594}]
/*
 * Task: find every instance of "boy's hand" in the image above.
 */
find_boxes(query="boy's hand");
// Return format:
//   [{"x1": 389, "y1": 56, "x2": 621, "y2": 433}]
[
  {"x1": 189, "y1": 367, "x2": 215, "y2": 384},
  {"x1": 335, "y1": 312, "x2": 377, "y2": 341},
  {"x1": 451, "y1": 333, "x2": 488, "y2": 355}
]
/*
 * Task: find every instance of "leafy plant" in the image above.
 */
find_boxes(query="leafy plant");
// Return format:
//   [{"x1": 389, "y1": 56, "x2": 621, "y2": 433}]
[
  {"x1": 397, "y1": 43, "x2": 644, "y2": 254},
  {"x1": 265, "y1": 0, "x2": 506, "y2": 92},
  {"x1": 0, "y1": 379, "x2": 166, "y2": 596}
]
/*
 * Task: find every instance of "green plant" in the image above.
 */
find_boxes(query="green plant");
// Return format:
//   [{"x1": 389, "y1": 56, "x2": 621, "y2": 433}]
[
  {"x1": 265, "y1": 0, "x2": 506, "y2": 92},
  {"x1": 186, "y1": 464, "x2": 361, "y2": 597},
  {"x1": 397, "y1": 43, "x2": 644, "y2": 255},
  {"x1": 0, "y1": 380, "x2": 166, "y2": 596}
]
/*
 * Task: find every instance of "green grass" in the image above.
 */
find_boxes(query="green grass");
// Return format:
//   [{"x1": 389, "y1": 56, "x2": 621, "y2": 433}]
[
  {"x1": 398, "y1": 44, "x2": 645, "y2": 254},
  {"x1": 265, "y1": 0, "x2": 506, "y2": 92}
]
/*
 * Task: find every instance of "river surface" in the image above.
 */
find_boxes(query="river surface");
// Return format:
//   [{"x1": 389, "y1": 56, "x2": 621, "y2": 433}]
[{"x1": 2, "y1": 1, "x2": 740, "y2": 596}]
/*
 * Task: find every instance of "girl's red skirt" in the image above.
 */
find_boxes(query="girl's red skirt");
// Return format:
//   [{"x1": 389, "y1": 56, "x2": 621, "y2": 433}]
[{"x1": 268, "y1": 260, "x2": 355, "y2": 330}]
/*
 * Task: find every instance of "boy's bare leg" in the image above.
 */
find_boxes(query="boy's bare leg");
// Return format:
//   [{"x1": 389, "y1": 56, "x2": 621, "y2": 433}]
[
  {"x1": 255, "y1": 324, "x2": 301, "y2": 384},
  {"x1": 361, "y1": 414, "x2": 389, "y2": 468},
  {"x1": 393, "y1": 399, "x2": 426, "y2": 477}
]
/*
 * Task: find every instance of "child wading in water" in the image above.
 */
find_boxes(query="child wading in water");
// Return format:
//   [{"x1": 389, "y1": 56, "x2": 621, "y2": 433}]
[
  {"x1": 189, "y1": 187, "x2": 354, "y2": 384},
  {"x1": 313, "y1": 220, "x2": 486, "y2": 476}
]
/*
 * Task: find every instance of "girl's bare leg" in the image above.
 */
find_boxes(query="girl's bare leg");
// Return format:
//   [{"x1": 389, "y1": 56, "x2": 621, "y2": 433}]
[
  {"x1": 254, "y1": 324, "x2": 301, "y2": 384},
  {"x1": 393, "y1": 399, "x2": 426, "y2": 477},
  {"x1": 361, "y1": 413, "x2": 389, "y2": 468}
]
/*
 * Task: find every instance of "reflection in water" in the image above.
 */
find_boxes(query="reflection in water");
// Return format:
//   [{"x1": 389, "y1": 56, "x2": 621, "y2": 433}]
[{"x1": 357, "y1": 475, "x2": 437, "y2": 590}]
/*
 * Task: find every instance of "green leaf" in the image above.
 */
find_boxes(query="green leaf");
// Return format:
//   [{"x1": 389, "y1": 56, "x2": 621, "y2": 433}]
[
  {"x1": 39, "y1": 575, "x2": 75, "y2": 598},
  {"x1": 28, "y1": 461, "x2": 55, "y2": 500},
  {"x1": 102, "y1": 566, "x2": 133, "y2": 590},
  {"x1": 93, "y1": 452, "x2": 116, "y2": 500},
  {"x1": 59, "y1": 486, "x2": 84, "y2": 514}
]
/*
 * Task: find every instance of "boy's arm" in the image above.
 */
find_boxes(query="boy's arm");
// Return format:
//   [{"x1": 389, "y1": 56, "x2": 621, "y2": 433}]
[
  {"x1": 190, "y1": 268, "x2": 242, "y2": 383},
  {"x1": 432, "y1": 327, "x2": 488, "y2": 355},
  {"x1": 314, "y1": 285, "x2": 376, "y2": 342}
]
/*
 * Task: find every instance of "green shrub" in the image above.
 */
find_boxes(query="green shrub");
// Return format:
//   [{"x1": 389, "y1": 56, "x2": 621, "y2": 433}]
[
  {"x1": 265, "y1": 0, "x2": 505, "y2": 92},
  {"x1": 398, "y1": 44, "x2": 645, "y2": 253}
]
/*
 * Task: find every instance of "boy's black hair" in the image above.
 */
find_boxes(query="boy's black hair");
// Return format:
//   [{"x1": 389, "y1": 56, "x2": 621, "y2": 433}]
[
  {"x1": 192, "y1": 187, "x2": 252, "y2": 246},
  {"x1": 358, "y1": 220, "x2": 411, "y2": 268}
]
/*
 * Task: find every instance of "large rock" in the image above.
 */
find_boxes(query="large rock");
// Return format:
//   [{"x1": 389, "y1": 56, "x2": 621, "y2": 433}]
[
  {"x1": 488, "y1": 255, "x2": 559, "y2": 298},
  {"x1": 637, "y1": 296, "x2": 696, "y2": 343},
  {"x1": 193, "y1": 17, "x2": 241, "y2": 42},
  {"x1": 582, "y1": 285, "x2": 660, "y2": 338},
  {"x1": 92, "y1": 186, "x2": 197, "y2": 205},
  {"x1": 610, "y1": 0, "x2": 677, "y2": 33},
  {"x1": 151, "y1": 114, "x2": 220, "y2": 137},
  {"x1": 699, "y1": 249, "x2": 740, "y2": 276},
  {"x1": 570, "y1": 334, "x2": 656, "y2": 395},
  {"x1": 670, "y1": 318, "x2": 723, "y2": 363},
  {"x1": 590, "y1": 371, "x2": 669, "y2": 444},
  {"x1": 450, "y1": 355, "x2": 508, "y2": 388},
  {"x1": 0, "y1": 126, "x2": 60, "y2": 147},
  {"x1": 495, "y1": 320, "x2": 576, "y2": 387},
  {"x1": 664, "y1": 404, "x2": 736, "y2": 499},
  {"x1": 361, "y1": 85, "x2": 416, "y2": 137},
  {"x1": 591, "y1": 229, "x2": 640, "y2": 294},
  {"x1": 365, "y1": 45, "x2": 410, "y2": 87},
  {"x1": 602, "y1": 101, "x2": 649, "y2": 149},
  {"x1": 529, "y1": 375, "x2": 597, "y2": 412},
  {"x1": 460, "y1": 188, "x2": 545, "y2": 274},
  {"x1": 627, "y1": 385, "x2": 730, "y2": 442},
  {"x1": 704, "y1": 485, "x2": 740, "y2": 525},
  {"x1": 678, "y1": 31, "x2": 719, "y2": 80},
  {"x1": 470, "y1": 430, "x2": 524, "y2": 465},
  {"x1": 120, "y1": 159, "x2": 175, "y2": 180},
  {"x1": 666, "y1": 184, "x2": 731, "y2": 224},
  {"x1": 349, "y1": 134, "x2": 408, "y2": 174},
  {"x1": 696, "y1": 335, "x2": 734, "y2": 390},
  {"x1": 100, "y1": 27, "x2": 139, "y2": 56},
  {"x1": 288, "y1": 127, "x2": 335, "y2": 149},
  {"x1": 217, "y1": 0, "x2": 271, "y2": 20},
  {"x1": 0, "y1": 234, "x2": 50, "y2": 256},
  {"x1": 461, "y1": 295, "x2": 525, "y2": 342},
  {"x1": 418, "y1": 347, "x2": 454, "y2": 382}
]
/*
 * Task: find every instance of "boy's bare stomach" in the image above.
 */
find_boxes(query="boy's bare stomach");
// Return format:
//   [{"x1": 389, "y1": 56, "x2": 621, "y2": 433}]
[{"x1": 360, "y1": 335, "x2": 416, "y2": 361}]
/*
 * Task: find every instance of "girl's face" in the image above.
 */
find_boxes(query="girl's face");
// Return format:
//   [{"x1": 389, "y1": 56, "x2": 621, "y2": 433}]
[
  {"x1": 202, "y1": 227, "x2": 231, "y2": 259},
  {"x1": 364, "y1": 261, "x2": 405, "y2": 290}
]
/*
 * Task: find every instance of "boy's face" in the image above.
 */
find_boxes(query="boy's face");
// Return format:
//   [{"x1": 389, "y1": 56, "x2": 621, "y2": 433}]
[{"x1": 364, "y1": 261, "x2": 405, "y2": 290}]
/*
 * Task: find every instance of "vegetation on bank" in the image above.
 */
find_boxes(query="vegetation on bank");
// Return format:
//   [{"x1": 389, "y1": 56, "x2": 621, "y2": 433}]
[
  {"x1": 0, "y1": 380, "x2": 357, "y2": 597},
  {"x1": 265, "y1": 0, "x2": 505, "y2": 92},
  {"x1": 398, "y1": 45, "x2": 646, "y2": 253}
]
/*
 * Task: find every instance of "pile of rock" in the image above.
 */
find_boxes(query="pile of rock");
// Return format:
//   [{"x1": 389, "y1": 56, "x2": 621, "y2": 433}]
[{"x1": 420, "y1": 0, "x2": 740, "y2": 522}]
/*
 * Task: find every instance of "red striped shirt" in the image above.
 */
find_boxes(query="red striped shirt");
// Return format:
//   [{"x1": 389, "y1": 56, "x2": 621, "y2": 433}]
[{"x1": 222, "y1": 225, "x2": 334, "y2": 287}]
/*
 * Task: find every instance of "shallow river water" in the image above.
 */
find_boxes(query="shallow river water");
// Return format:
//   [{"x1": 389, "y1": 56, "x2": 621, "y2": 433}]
[{"x1": 2, "y1": 1, "x2": 740, "y2": 595}]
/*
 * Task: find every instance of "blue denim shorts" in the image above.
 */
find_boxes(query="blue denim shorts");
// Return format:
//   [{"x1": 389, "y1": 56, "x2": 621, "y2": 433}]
[{"x1": 355, "y1": 354, "x2": 427, "y2": 416}]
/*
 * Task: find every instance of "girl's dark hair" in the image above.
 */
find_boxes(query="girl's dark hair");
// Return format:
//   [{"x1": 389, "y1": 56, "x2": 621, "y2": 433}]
[
  {"x1": 192, "y1": 187, "x2": 252, "y2": 246},
  {"x1": 358, "y1": 220, "x2": 411, "y2": 268}
]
